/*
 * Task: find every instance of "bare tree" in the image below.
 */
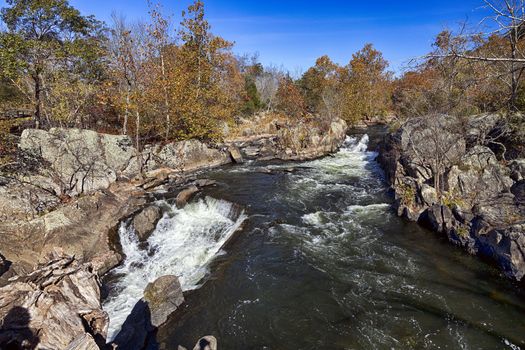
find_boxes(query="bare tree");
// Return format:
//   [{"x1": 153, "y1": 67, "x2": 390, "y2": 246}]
[
  {"x1": 428, "y1": 0, "x2": 525, "y2": 109},
  {"x1": 255, "y1": 65, "x2": 282, "y2": 112}
]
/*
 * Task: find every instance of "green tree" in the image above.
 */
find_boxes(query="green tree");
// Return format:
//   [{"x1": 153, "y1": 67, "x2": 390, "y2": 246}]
[{"x1": 0, "y1": 0, "x2": 106, "y2": 128}]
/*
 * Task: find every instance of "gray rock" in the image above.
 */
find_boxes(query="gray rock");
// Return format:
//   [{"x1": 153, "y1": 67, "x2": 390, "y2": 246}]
[
  {"x1": 157, "y1": 140, "x2": 231, "y2": 173},
  {"x1": 176, "y1": 186, "x2": 199, "y2": 208},
  {"x1": 143, "y1": 275, "x2": 185, "y2": 328},
  {"x1": 132, "y1": 205, "x2": 162, "y2": 241},
  {"x1": 228, "y1": 145, "x2": 244, "y2": 163},
  {"x1": 19, "y1": 128, "x2": 135, "y2": 196},
  {"x1": 194, "y1": 179, "x2": 217, "y2": 188}
]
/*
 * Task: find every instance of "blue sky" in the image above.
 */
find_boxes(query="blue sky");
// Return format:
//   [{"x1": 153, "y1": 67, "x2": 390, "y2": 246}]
[{"x1": 1, "y1": 0, "x2": 493, "y2": 75}]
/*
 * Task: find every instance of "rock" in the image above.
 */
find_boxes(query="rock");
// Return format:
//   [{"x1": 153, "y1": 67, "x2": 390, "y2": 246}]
[
  {"x1": 511, "y1": 180, "x2": 525, "y2": 204},
  {"x1": 194, "y1": 179, "x2": 217, "y2": 188},
  {"x1": 510, "y1": 159, "x2": 525, "y2": 181},
  {"x1": 0, "y1": 254, "x2": 108, "y2": 350},
  {"x1": 19, "y1": 128, "x2": 135, "y2": 196},
  {"x1": 193, "y1": 336, "x2": 217, "y2": 350},
  {"x1": 143, "y1": 275, "x2": 185, "y2": 328},
  {"x1": 0, "y1": 181, "x2": 147, "y2": 278},
  {"x1": 420, "y1": 184, "x2": 438, "y2": 207},
  {"x1": 228, "y1": 145, "x2": 244, "y2": 163},
  {"x1": 378, "y1": 113, "x2": 525, "y2": 281},
  {"x1": 424, "y1": 205, "x2": 455, "y2": 234},
  {"x1": 66, "y1": 333, "x2": 100, "y2": 350},
  {"x1": 176, "y1": 185, "x2": 199, "y2": 208},
  {"x1": 156, "y1": 140, "x2": 231, "y2": 173},
  {"x1": 132, "y1": 205, "x2": 162, "y2": 241}
]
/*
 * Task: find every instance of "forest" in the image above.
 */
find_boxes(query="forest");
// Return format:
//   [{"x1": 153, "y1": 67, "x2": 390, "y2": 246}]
[{"x1": 0, "y1": 0, "x2": 524, "y2": 161}]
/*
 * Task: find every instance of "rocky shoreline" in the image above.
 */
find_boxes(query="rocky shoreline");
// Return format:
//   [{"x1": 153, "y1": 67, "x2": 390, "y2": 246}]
[
  {"x1": 378, "y1": 113, "x2": 525, "y2": 283},
  {"x1": 0, "y1": 117, "x2": 348, "y2": 349}
]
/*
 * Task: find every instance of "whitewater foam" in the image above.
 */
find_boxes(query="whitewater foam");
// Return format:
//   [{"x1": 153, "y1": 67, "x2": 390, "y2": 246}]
[{"x1": 103, "y1": 196, "x2": 246, "y2": 340}]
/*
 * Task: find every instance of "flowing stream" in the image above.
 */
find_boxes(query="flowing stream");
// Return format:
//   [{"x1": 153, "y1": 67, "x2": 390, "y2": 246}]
[{"x1": 105, "y1": 127, "x2": 525, "y2": 349}]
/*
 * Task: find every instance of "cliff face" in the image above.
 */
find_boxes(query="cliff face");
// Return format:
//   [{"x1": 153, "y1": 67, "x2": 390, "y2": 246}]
[{"x1": 378, "y1": 114, "x2": 525, "y2": 281}]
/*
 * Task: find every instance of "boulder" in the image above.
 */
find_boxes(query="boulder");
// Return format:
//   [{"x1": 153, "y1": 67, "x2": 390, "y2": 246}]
[
  {"x1": 228, "y1": 145, "x2": 244, "y2": 163},
  {"x1": 0, "y1": 254, "x2": 108, "y2": 350},
  {"x1": 156, "y1": 140, "x2": 231, "y2": 173},
  {"x1": 143, "y1": 275, "x2": 185, "y2": 328},
  {"x1": 510, "y1": 159, "x2": 525, "y2": 181},
  {"x1": 176, "y1": 185, "x2": 200, "y2": 208},
  {"x1": 194, "y1": 179, "x2": 217, "y2": 188},
  {"x1": 132, "y1": 205, "x2": 162, "y2": 241},
  {"x1": 19, "y1": 128, "x2": 135, "y2": 196}
]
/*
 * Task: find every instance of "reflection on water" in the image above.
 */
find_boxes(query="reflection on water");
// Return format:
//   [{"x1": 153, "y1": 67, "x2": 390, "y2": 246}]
[{"x1": 150, "y1": 127, "x2": 524, "y2": 349}]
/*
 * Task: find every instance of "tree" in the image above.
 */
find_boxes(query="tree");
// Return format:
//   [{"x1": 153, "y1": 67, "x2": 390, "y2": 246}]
[
  {"x1": 427, "y1": 0, "x2": 525, "y2": 110},
  {"x1": 0, "y1": 0, "x2": 106, "y2": 128},
  {"x1": 342, "y1": 44, "x2": 392, "y2": 124},
  {"x1": 169, "y1": 0, "x2": 241, "y2": 140},
  {"x1": 276, "y1": 75, "x2": 306, "y2": 119},
  {"x1": 256, "y1": 65, "x2": 282, "y2": 112}
]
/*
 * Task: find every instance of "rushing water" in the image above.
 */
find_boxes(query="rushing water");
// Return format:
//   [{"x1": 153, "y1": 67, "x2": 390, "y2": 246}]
[{"x1": 106, "y1": 127, "x2": 525, "y2": 349}]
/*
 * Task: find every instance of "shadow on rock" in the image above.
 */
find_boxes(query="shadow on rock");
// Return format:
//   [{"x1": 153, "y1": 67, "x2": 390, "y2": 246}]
[
  {"x1": 111, "y1": 300, "x2": 159, "y2": 350},
  {"x1": 0, "y1": 306, "x2": 39, "y2": 350}
]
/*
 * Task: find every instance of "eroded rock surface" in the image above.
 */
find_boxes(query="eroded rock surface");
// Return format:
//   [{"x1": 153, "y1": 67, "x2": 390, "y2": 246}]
[
  {"x1": 0, "y1": 254, "x2": 108, "y2": 350},
  {"x1": 132, "y1": 205, "x2": 162, "y2": 241}
]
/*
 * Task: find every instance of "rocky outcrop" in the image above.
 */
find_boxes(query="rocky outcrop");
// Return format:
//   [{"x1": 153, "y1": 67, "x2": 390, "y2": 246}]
[
  {"x1": 0, "y1": 181, "x2": 147, "y2": 277},
  {"x1": 379, "y1": 113, "x2": 525, "y2": 281},
  {"x1": 132, "y1": 205, "x2": 162, "y2": 241},
  {"x1": 0, "y1": 253, "x2": 108, "y2": 350},
  {"x1": 19, "y1": 128, "x2": 136, "y2": 196},
  {"x1": 226, "y1": 115, "x2": 348, "y2": 161}
]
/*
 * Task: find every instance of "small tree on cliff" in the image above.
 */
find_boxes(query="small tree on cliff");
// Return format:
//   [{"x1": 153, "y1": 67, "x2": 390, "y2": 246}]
[{"x1": 0, "y1": 0, "x2": 106, "y2": 128}]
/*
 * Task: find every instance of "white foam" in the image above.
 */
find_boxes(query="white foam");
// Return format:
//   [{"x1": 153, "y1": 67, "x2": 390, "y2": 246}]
[{"x1": 103, "y1": 196, "x2": 246, "y2": 340}]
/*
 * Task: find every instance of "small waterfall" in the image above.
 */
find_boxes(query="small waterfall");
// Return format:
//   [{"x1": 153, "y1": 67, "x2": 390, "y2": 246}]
[
  {"x1": 342, "y1": 134, "x2": 370, "y2": 153},
  {"x1": 103, "y1": 196, "x2": 246, "y2": 340}
]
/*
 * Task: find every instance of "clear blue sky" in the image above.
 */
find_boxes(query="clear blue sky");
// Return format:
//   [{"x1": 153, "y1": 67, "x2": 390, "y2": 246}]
[{"x1": 1, "y1": 0, "x2": 493, "y2": 75}]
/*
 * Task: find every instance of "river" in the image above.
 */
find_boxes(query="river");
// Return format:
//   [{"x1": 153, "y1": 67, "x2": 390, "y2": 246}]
[{"x1": 103, "y1": 127, "x2": 525, "y2": 349}]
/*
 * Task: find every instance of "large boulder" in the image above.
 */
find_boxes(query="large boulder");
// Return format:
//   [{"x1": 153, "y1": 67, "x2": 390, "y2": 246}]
[
  {"x1": 132, "y1": 205, "x2": 162, "y2": 241},
  {"x1": 143, "y1": 275, "x2": 185, "y2": 328},
  {"x1": 154, "y1": 140, "x2": 231, "y2": 173},
  {"x1": 19, "y1": 128, "x2": 136, "y2": 196},
  {"x1": 0, "y1": 254, "x2": 108, "y2": 350}
]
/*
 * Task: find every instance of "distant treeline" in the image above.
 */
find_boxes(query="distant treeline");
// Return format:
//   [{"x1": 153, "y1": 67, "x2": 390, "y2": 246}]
[{"x1": 1, "y1": 0, "x2": 524, "y2": 147}]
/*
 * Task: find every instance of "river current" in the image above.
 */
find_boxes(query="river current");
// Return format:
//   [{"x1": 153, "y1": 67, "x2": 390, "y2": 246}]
[{"x1": 104, "y1": 127, "x2": 525, "y2": 349}]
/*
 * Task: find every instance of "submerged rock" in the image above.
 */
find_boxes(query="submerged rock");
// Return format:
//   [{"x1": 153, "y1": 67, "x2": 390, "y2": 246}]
[
  {"x1": 0, "y1": 253, "x2": 108, "y2": 350},
  {"x1": 132, "y1": 205, "x2": 162, "y2": 241}
]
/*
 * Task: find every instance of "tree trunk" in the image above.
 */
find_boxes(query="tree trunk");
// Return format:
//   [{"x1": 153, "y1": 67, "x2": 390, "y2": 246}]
[{"x1": 33, "y1": 73, "x2": 42, "y2": 129}]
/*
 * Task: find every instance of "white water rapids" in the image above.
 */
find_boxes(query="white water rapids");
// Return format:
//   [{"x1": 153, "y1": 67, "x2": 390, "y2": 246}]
[{"x1": 103, "y1": 196, "x2": 246, "y2": 340}]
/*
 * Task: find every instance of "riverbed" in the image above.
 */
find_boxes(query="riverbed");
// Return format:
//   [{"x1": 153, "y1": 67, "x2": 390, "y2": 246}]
[{"x1": 104, "y1": 127, "x2": 525, "y2": 349}]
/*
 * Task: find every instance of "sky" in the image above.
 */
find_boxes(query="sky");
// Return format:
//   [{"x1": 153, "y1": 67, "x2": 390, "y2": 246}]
[{"x1": 1, "y1": 0, "x2": 494, "y2": 75}]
